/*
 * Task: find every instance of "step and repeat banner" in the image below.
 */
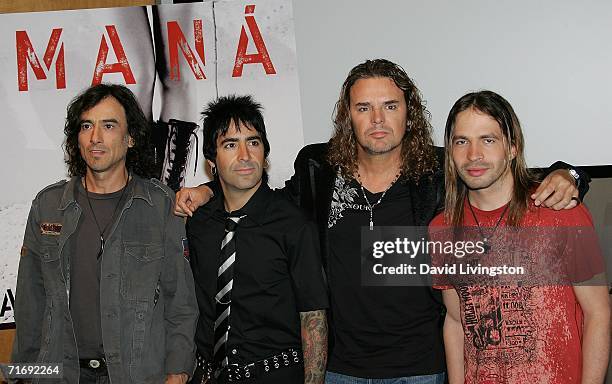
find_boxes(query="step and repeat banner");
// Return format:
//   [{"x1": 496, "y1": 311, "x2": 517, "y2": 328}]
[{"x1": 0, "y1": 0, "x2": 303, "y2": 328}]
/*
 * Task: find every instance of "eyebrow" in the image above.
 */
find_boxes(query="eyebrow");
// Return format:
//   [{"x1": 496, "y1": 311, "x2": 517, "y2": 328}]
[
  {"x1": 452, "y1": 132, "x2": 503, "y2": 140},
  {"x1": 79, "y1": 119, "x2": 119, "y2": 124},
  {"x1": 383, "y1": 100, "x2": 400, "y2": 105},
  {"x1": 354, "y1": 100, "x2": 400, "y2": 106},
  {"x1": 219, "y1": 135, "x2": 262, "y2": 145},
  {"x1": 220, "y1": 137, "x2": 239, "y2": 145}
]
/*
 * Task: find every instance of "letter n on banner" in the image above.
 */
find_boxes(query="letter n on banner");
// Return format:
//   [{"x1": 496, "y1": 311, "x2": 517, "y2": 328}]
[{"x1": 167, "y1": 19, "x2": 206, "y2": 81}]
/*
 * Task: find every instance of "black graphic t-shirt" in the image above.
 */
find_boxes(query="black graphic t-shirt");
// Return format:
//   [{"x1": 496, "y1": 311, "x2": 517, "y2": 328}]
[{"x1": 327, "y1": 174, "x2": 445, "y2": 378}]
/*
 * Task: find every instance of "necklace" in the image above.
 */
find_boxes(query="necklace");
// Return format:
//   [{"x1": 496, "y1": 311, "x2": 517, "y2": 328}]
[
  {"x1": 466, "y1": 195, "x2": 509, "y2": 254},
  {"x1": 83, "y1": 174, "x2": 129, "y2": 259},
  {"x1": 357, "y1": 171, "x2": 401, "y2": 230}
]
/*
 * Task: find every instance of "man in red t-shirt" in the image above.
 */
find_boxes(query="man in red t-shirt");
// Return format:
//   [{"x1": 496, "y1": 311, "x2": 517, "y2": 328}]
[{"x1": 429, "y1": 90, "x2": 609, "y2": 384}]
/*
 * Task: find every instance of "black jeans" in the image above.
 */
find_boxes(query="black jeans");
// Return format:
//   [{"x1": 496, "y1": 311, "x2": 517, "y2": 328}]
[{"x1": 79, "y1": 367, "x2": 110, "y2": 384}]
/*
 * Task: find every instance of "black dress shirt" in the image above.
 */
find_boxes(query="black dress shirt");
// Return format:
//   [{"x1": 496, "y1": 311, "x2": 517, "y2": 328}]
[{"x1": 186, "y1": 183, "x2": 329, "y2": 364}]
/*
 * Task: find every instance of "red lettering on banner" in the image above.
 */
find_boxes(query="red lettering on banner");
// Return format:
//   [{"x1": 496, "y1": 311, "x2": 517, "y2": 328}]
[
  {"x1": 167, "y1": 20, "x2": 206, "y2": 81},
  {"x1": 92, "y1": 25, "x2": 136, "y2": 85},
  {"x1": 232, "y1": 5, "x2": 276, "y2": 78},
  {"x1": 16, "y1": 28, "x2": 65, "y2": 91}
]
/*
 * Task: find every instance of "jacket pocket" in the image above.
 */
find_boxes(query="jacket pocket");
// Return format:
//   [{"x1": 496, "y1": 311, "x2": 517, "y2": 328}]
[{"x1": 120, "y1": 243, "x2": 164, "y2": 300}]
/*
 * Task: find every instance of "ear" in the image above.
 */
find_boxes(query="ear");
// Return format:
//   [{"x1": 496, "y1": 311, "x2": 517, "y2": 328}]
[
  {"x1": 207, "y1": 159, "x2": 215, "y2": 170},
  {"x1": 509, "y1": 144, "x2": 517, "y2": 160},
  {"x1": 127, "y1": 135, "x2": 134, "y2": 148}
]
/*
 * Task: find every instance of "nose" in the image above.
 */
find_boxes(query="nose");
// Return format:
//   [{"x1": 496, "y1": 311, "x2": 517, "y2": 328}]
[
  {"x1": 467, "y1": 143, "x2": 483, "y2": 162},
  {"x1": 89, "y1": 124, "x2": 103, "y2": 144},
  {"x1": 371, "y1": 106, "x2": 384, "y2": 125},
  {"x1": 237, "y1": 141, "x2": 250, "y2": 161}
]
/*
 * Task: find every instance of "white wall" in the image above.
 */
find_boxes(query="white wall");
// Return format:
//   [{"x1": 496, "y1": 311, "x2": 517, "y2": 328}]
[{"x1": 293, "y1": 0, "x2": 612, "y2": 167}]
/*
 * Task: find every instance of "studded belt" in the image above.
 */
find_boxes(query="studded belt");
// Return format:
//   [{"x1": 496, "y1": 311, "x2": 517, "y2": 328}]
[{"x1": 194, "y1": 348, "x2": 302, "y2": 383}]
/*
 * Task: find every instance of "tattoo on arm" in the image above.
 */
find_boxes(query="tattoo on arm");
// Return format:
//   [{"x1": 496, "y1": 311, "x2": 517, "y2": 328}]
[{"x1": 300, "y1": 309, "x2": 328, "y2": 384}]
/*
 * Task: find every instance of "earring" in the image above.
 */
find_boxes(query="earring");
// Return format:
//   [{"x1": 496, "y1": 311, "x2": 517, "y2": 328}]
[{"x1": 211, "y1": 166, "x2": 217, "y2": 176}]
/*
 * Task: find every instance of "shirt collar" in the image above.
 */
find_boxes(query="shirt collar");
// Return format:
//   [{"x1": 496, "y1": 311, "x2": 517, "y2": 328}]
[
  {"x1": 208, "y1": 182, "x2": 273, "y2": 227},
  {"x1": 58, "y1": 174, "x2": 151, "y2": 210}
]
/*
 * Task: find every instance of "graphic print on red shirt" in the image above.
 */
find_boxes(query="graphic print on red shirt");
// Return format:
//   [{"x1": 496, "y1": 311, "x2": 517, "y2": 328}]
[{"x1": 430, "y1": 200, "x2": 605, "y2": 384}]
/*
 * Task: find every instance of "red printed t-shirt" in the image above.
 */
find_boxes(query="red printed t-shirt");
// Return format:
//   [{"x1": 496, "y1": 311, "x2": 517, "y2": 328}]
[{"x1": 429, "y1": 200, "x2": 604, "y2": 384}]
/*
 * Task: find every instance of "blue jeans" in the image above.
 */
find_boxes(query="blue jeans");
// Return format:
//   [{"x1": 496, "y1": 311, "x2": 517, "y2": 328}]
[{"x1": 325, "y1": 371, "x2": 446, "y2": 384}]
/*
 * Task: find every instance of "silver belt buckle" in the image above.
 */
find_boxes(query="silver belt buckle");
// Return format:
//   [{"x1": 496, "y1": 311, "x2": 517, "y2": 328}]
[{"x1": 88, "y1": 359, "x2": 101, "y2": 369}]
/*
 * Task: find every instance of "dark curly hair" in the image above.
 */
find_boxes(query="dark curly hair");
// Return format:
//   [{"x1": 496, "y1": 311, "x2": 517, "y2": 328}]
[
  {"x1": 328, "y1": 59, "x2": 438, "y2": 181},
  {"x1": 63, "y1": 83, "x2": 155, "y2": 178}
]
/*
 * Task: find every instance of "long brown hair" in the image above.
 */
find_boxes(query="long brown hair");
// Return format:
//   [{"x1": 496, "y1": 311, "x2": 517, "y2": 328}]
[
  {"x1": 444, "y1": 90, "x2": 536, "y2": 226},
  {"x1": 327, "y1": 59, "x2": 438, "y2": 181},
  {"x1": 64, "y1": 83, "x2": 155, "y2": 178}
]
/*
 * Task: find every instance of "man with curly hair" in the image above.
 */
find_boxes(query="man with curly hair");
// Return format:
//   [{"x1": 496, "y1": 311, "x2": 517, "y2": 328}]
[
  {"x1": 174, "y1": 59, "x2": 587, "y2": 383},
  {"x1": 12, "y1": 84, "x2": 198, "y2": 384}
]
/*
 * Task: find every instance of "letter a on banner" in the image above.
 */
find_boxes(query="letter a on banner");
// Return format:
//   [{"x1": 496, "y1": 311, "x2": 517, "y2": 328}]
[
  {"x1": 92, "y1": 25, "x2": 136, "y2": 85},
  {"x1": 16, "y1": 28, "x2": 65, "y2": 91},
  {"x1": 232, "y1": 5, "x2": 276, "y2": 77},
  {"x1": 167, "y1": 20, "x2": 206, "y2": 81}
]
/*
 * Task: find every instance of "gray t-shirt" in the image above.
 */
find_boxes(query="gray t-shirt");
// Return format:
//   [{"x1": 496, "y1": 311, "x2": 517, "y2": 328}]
[{"x1": 70, "y1": 179, "x2": 130, "y2": 358}]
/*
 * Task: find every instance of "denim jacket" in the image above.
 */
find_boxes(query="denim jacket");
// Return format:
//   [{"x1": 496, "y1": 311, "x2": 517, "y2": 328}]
[{"x1": 12, "y1": 176, "x2": 198, "y2": 383}]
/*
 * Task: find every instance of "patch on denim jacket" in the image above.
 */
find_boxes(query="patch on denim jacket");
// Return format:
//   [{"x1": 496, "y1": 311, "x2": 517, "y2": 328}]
[
  {"x1": 40, "y1": 222, "x2": 62, "y2": 235},
  {"x1": 182, "y1": 238, "x2": 190, "y2": 261}
]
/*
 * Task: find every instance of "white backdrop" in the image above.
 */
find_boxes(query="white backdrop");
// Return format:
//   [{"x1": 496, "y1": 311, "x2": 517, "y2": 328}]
[{"x1": 293, "y1": 0, "x2": 612, "y2": 167}]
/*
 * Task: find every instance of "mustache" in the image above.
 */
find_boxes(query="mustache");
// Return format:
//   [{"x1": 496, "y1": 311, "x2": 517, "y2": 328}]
[
  {"x1": 461, "y1": 162, "x2": 491, "y2": 170},
  {"x1": 232, "y1": 162, "x2": 259, "y2": 170},
  {"x1": 366, "y1": 126, "x2": 392, "y2": 133},
  {"x1": 87, "y1": 146, "x2": 107, "y2": 151}
]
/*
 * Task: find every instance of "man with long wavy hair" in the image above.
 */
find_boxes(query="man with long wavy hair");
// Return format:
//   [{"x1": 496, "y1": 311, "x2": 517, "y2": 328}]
[
  {"x1": 174, "y1": 59, "x2": 587, "y2": 383},
  {"x1": 12, "y1": 84, "x2": 198, "y2": 384},
  {"x1": 430, "y1": 90, "x2": 609, "y2": 384}
]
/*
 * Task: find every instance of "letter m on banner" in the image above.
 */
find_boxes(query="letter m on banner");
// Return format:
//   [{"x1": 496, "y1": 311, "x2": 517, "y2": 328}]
[{"x1": 16, "y1": 28, "x2": 65, "y2": 92}]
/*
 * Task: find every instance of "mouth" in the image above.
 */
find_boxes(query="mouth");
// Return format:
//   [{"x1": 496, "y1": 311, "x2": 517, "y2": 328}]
[
  {"x1": 466, "y1": 168, "x2": 488, "y2": 177},
  {"x1": 368, "y1": 130, "x2": 389, "y2": 139},
  {"x1": 89, "y1": 148, "x2": 106, "y2": 157},
  {"x1": 235, "y1": 167, "x2": 255, "y2": 175}
]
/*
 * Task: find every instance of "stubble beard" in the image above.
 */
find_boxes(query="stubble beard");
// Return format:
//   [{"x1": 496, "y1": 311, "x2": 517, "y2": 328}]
[
  {"x1": 461, "y1": 161, "x2": 512, "y2": 192},
  {"x1": 359, "y1": 138, "x2": 403, "y2": 157}
]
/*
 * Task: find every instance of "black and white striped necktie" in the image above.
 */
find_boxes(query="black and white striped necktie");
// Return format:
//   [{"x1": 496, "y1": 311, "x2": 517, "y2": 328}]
[{"x1": 213, "y1": 215, "x2": 243, "y2": 371}]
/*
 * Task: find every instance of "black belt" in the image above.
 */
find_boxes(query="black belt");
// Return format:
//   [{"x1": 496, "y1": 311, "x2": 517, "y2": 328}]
[
  {"x1": 79, "y1": 358, "x2": 108, "y2": 374},
  {"x1": 194, "y1": 348, "x2": 302, "y2": 383}
]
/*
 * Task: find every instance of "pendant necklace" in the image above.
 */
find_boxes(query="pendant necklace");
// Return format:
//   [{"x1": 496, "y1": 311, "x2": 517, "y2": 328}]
[
  {"x1": 357, "y1": 171, "x2": 401, "y2": 230},
  {"x1": 466, "y1": 195, "x2": 509, "y2": 254},
  {"x1": 84, "y1": 174, "x2": 129, "y2": 259}
]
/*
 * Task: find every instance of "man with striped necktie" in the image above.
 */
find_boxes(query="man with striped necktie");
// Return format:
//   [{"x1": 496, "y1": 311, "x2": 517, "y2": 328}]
[{"x1": 186, "y1": 95, "x2": 329, "y2": 384}]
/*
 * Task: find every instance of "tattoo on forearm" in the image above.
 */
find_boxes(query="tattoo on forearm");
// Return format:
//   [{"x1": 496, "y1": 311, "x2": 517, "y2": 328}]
[{"x1": 300, "y1": 309, "x2": 328, "y2": 384}]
